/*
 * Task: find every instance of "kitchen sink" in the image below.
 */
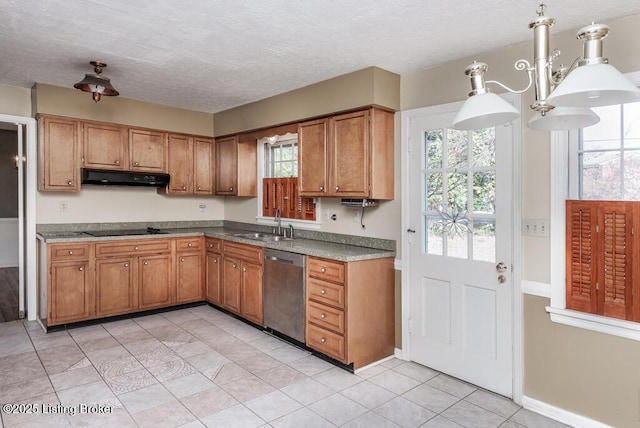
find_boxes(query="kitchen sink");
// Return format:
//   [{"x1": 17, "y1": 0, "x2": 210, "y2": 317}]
[{"x1": 233, "y1": 232, "x2": 293, "y2": 242}]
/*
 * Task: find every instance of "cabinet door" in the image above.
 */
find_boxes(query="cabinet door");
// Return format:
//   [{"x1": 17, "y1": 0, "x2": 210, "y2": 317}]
[
  {"x1": 167, "y1": 134, "x2": 193, "y2": 194},
  {"x1": 298, "y1": 118, "x2": 328, "y2": 196},
  {"x1": 129, "y1": 128, "x2": 166, "y2": 172},
  {"x1": 330, "y1": 110, "x2": 369, "y2": 197},
  {"x1": 215, "y1": 136, "x2": 238, "y2": 195},
  {"x1": 138, "y1": 254, "x2": 174, "y2": 310},
  {"x1": 40, "y1": 116, "x2": 81, "y2": 191},
  {"x1": 95, "y1": 257, "x2": 136, "y2": 317},
  {"x1": 222, "y1": 256, "x2": 241, "y2": 314},
  {"x1": 206, "y1": 252, "x2": 221, "y2": 305},
  {"x1": 83, "y1": 122, "x2": 126, "y2": 169},
  {"x1": 176, "y1": 252, "x2": 204, "y2": 303},
  {"x1": 49, "y1": 261, "x2": 93, "y2": 324},
  {"x1": 240, "y1": 262, "x2": 263, "y2": 325},
  {"x1": 194, "y1": 137, "x2": 214, "y2": 194}
]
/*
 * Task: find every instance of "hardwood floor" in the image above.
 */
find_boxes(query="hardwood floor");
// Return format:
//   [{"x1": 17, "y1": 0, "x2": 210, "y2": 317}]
[{"x1": 0, "y1": 267, "x2": 19, "y2": 322}]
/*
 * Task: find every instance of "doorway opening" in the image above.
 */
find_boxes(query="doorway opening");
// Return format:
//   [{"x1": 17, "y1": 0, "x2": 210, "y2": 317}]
[{"x1": 0, "y1": 125, "x2": 19, "y2": 322}]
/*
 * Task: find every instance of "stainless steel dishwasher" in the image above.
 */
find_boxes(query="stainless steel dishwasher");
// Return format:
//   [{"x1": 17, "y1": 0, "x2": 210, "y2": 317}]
[{"x1": 263, "y1": 248, "x2": 306, "y2": 343}]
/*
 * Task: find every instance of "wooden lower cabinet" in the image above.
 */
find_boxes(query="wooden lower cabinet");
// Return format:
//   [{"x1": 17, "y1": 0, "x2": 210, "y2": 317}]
[
  {"x1": 305, "y1": 256, "x2": 395, "y2": 369},
  {"x1": 205, "y1": 238, "x2": 222, "y2": 305},
  {"x1": 95, "y1": 257, "x2": 136, "y2": 317},
  {"x1": 138, "y1": 254, "x2": 174, "y2": 310},
  {"x1": 221, "y1": 241, "x2": 263, "y2": 324},
  {"x1": 177, "y1": 252, "x2": 204, "y2": 303},
  {"x1": 49, "y1": 260, "x2": 94, "y2": 325}
]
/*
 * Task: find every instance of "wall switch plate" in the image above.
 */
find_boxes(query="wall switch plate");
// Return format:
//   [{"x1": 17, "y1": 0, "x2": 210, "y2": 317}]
[
  {"x1": 198, "y1": 203, "x2": 206, "y2": 212},
  {"x1": 523, "y1": 218, "x2": 549, "y2": 237},
  {"x1": 59, "y1": 201, "x2": 68, "y2": 213}
]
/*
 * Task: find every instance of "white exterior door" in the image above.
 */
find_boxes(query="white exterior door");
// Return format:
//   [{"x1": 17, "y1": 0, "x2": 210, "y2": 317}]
[{"x1": 406, "y1": 101, "x2": 515, "y2": 397}]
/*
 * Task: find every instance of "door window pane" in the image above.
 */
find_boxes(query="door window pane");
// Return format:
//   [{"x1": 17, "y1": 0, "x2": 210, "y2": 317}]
[
  {"x1": 473, "y1": 172, "x2": 495, "y2": 214},
  {"x1": 473, "y1": 220, "x2": 496, "y2": 262},
  {"x1": 473, "y1": 128, "x2": 496, "y2": 167},
  {"x1": 425, "y1": 217, "x2": 443, "y2": 256},
  {"x1": 426, "y1": 131, "x2": 443, "y2": 169},
  {"x1": 426, "y1": 173, "x2": 443, "y2": 211},
  {"x1": 446, "y1": 129, "x2": 468, "y2": 168}
]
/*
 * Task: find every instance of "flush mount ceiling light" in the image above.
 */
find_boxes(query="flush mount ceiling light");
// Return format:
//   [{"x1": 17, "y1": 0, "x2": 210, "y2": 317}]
[
  {"x1": 452, "y1": 2, "x2": 640, "y2": 132},
  {"x1": 73, "y1": 61, "x2": 119, "y2": 103}
]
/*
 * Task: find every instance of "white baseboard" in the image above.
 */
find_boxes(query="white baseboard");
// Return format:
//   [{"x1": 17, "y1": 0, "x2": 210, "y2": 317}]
[
  {"x1": 394, "y1": 347, "x2": 406, "y2": 360},
  {"x1": 0, "y1": 263, "x2": 18, "y2": 268},
  {"x1": 522, "y1": 396, "x2": 614, "y2": 428}
]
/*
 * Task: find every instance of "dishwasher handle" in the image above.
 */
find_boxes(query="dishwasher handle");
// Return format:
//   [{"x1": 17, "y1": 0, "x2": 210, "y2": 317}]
[{"x1": 264, "y1": 249, "x2": 306, "y2": 267}]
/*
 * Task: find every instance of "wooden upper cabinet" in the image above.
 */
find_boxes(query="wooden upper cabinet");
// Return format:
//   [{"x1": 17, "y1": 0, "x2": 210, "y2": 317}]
[
  {"x1": 39, "y1": 115, "x2": 81, "y2": 191},
  {"x1": 128, "y1": 128, "x2": 166, "y2": 172},
  {"x1": 298, "y1": 107, "x2": 394, "y2": 199},
  {"x1": 166, "y1": 133, "x2": 193, "y2": 194},
  {"x1": 215, "y1": 136, "x2": 238, "y2": 195},
  {"x1": 194, "y1": 137, "x2": 214, "y2": 194},
  {"x1": 298, "y1": 118, "x2": 328, "y2": 196},
  {"x1": 82, "y1": 121, "x2": 126, "y2": 170}
]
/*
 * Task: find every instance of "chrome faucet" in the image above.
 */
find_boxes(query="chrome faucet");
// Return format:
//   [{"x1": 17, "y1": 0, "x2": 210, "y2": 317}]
[{"x1": 274, "y1": 208, "x2": 282, "y2": 236}]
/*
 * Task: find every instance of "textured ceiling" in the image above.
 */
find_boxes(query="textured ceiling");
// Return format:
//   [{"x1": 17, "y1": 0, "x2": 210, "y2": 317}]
[{"x1": 1, "y1": 0, "x2": 640, "y2": 113}]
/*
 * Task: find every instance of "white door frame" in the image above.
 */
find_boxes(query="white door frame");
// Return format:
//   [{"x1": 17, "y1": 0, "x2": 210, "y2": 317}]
[
  {"x1": 1, "y1": 114, "x2": 37, "y2": 321},
  {"x1": 399, "y1": 95, "x2": 523, "y2": 403}
]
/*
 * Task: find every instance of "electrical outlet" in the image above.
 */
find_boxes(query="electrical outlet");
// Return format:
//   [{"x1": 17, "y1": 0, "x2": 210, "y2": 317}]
[
  {"x1": 523, "y1": 218, "x2": 549, "y2": 237},
  {"x1": 59, "y1": 201, "x2": 68, "y2": 213},
  {"x1": 198, "y1": 203, "x2": 206, "y2": 213}
]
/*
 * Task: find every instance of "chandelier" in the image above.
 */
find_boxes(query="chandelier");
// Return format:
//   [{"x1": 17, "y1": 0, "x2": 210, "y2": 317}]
[{"x1": 452, "y1": 2, "x2": 640, "y2": 131}]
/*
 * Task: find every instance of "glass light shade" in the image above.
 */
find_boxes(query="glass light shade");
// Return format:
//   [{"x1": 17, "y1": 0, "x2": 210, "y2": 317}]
[
  {"x1": 527, "y1": 106, "x2": 600, "y2": 131},
  {"x1": 546, "y1": 63, "x2": 640, "y2": 108},
  {"x1": 73, "y1": 74, "x2": 119, "y2": 96},
  {"x1": 452, "y1": 92, "x2": 520, "y2": 130}
]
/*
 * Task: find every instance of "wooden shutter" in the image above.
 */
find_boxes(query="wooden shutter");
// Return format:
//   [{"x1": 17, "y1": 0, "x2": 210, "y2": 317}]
[
  {"x1": 598, "y1": 202, "x2": 633, "y2": 320},
  {"x1": 566, "y1": 200, "x2": 598, "y2": 314},
  {"x1": 263, "y1": 177, "x2": 316, "y2": 221}
]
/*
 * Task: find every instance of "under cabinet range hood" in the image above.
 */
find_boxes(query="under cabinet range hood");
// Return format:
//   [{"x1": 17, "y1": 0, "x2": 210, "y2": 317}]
[{"x1": 81, "y1": 168, "x2": 170, "y2": 187}]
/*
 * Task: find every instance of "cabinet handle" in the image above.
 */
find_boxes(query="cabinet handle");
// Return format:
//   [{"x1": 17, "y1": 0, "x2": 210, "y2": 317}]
[
  {"x1": 67, "y1": 180, "x2": 73, "y2": 186},
  {"x1": 321, "y1": 289, "x2": 326, "y2": 295},
  {"x1": 124, "y1": 263, "x2": 129, "y2": 268},
  {"x1": 208, "y1": 243, "x2": 213, "y2": 248},
  {"x1": 321, "y1": 267, "x2": 326, "y2": 273},
  {"x1": 134, "y1": 246, "x2": 139, "y2": 251},
  {"x1": 229, "y1": 187, "x2": 233, "y2": 191},
  {"x1": 68, "y1": 251, "x2": 74, "y2": 255},
  {"x1": 143, "y1": 261, "x2": 148, "y2": 265},
  {"x1": 335, "y1": 186, "x2": 339, "y2": 191},
  {"x1": 78, "y1": 266, "x2": 84, "y2": 271},
  {"x1": 213, "y1": 258, "x2": 217, "y2": 263},
  {"x1": 232, "y1": 263, "x2": 237, "y2": 268},
  {"x1": 188, "y1": 243, "x2": 192, "y2": 247},
  {"x1": 320, "y1": 186, "x2": 324, "y2": 191},
  {"x1": 242, "y1": 266, "x2": 247, "y2": 272},
  {"x1": 320, "y1": 313, "x2": 326, "y2": 319},
  {"x1": 181, "y1": 258, "x2": 185, "y2": 262},
  {"x1": 197, "y1": 186, "x2": 202, "y2": 190},
  {"x1": 321, "y1": 338, "x2": 326, "y2": 343},
  {"x1": 134, "y1": 161, "x2": 139, "y2": 166},
  {"x1": 114, "y1": 160, "x2": 120, "y2": 165},
  {"x1": 182, "y1": 185, "x2": 187, "y2": 190}
]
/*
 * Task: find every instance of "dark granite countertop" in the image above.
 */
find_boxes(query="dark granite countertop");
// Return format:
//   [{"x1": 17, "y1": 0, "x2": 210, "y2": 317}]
[{"x1": 37, "y1": 226, "x2": 395, "y2": 262}]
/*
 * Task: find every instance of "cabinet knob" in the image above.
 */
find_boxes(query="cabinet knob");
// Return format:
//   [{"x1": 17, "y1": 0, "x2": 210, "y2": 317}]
[
  {"x1": 143, "y1": 261, "x2": 148, "y2": 265},
  {"x1": 134, "y1": 161, "x2": 139, "y2": 166},
  {"x1": 320, "y1": 313, "x2": 326, "y2": 319},
  {"x1": 233, "y1": 263, "x2": 237, "y2": 268},
  {"x1": 321, "y1": 267, "x2": 326, "y2": 273},
  {"x1": 134, "y1": 246, "x2": 139, "y2": 251},
  {"x1": 197, "y1": 186, "x2": 202, "y2": 190},
  {"x1": 229, "y1": 187, "x2": 233, "y2": 191},
  {"x1": 320, "y1": 186, "x2": 324, "y2": 191},
  {"x1": 208, "y1": 243, "x2": 213, "y2": 248},
  {"x1": 242, "y1": 266, "x2": 247, "y2": 272},
  {"x1": 67, "y1": 180, "x2": 73, "y2": 186},
  {"x1": 68, "y1": 251, "x2": 74, "y2": 255},
  {"x1": 321, "y1": 289, "x2": 326, "y2": 295},
  {"x1": 188, "y1": 243, "x2": 192, "y2": 247},
  {"x1": 124, "y1": 263, "x2": 129, "y2": 268},
  {"x1": 335, "y1": 186, "x2": 339, "y2": 191},
  {"x1": 181, "y1": 258, "x2": 185, "y2": 262},
  {"x1": 182, "y1": 185, "x2": 187, "y2": 190},
  {"x1": 321, "y1": 338, "x2": 326, "y2": 343},
  {"x1": 78, "y1": 266, "x2": 84, "y2": 271},
  {"x1": 114, "y1": 160, "x2": 120, "y2": 165},
  {"x1": 213, "y1": 258, "x2": 217, "y2": 263}
]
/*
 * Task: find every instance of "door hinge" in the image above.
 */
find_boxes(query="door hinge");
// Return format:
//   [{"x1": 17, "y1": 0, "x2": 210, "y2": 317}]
[{"x1": 408, "y1": 318, "x2": 412, "y2": 335}]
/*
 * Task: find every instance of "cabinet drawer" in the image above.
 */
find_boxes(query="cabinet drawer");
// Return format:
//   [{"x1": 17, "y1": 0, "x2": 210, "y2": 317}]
[
  {"x1": 95, "y1": 239, "x2": 171, "y2": 257},
  {"x1": 308, "y1": 257, "x2": 344, "y2": 284},
  {"x1": 223, "y1": 241, "x2": 262, "y2": 264},
  {"x1": 205, "y1": 238, "x2": 222, "y2": 254},
  {"x1": 308, "y1": 301, "x2": 345, "y2": 334},
  {"x1": 308, "y1": 277, "x2": 344, "y2": 309},
  {"x1": 50, "y1": 243, "x2": 90, "y2": 261},
  {"x1": 176, "y1": 237, "x2": 203, "y2": 252},
  {"x1": 307, "y1": 323, "x2": 345, "y2": 362}
]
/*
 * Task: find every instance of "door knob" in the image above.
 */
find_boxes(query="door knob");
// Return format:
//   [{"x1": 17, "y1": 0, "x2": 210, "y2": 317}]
[
  {"x1": 496, "y1": 262, "x2": 508, "y2": 273},
  {"x1": 498, "y1": 274, "x2": 507, "y2": 284}
]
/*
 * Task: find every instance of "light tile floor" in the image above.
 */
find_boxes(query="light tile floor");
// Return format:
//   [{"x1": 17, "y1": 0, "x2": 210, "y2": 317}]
[{"x1": 0, "y1": 305, "x2": 570, "y2": 428}]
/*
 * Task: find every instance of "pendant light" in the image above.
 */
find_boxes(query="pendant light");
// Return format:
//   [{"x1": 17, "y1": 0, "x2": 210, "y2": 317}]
[{"x1": 73, "y1": 61, "x2": 119, "y2": 102}]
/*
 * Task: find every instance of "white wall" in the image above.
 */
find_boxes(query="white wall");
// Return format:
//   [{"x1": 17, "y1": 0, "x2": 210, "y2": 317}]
[{"x1": 0, "y1": 218, "x2": 18, "y2": 267}]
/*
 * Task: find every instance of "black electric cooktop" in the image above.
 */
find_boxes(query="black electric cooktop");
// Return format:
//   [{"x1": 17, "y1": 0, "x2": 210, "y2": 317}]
[{"x1": 84, "y1": 227, "x2": 169, "y2": 237}]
